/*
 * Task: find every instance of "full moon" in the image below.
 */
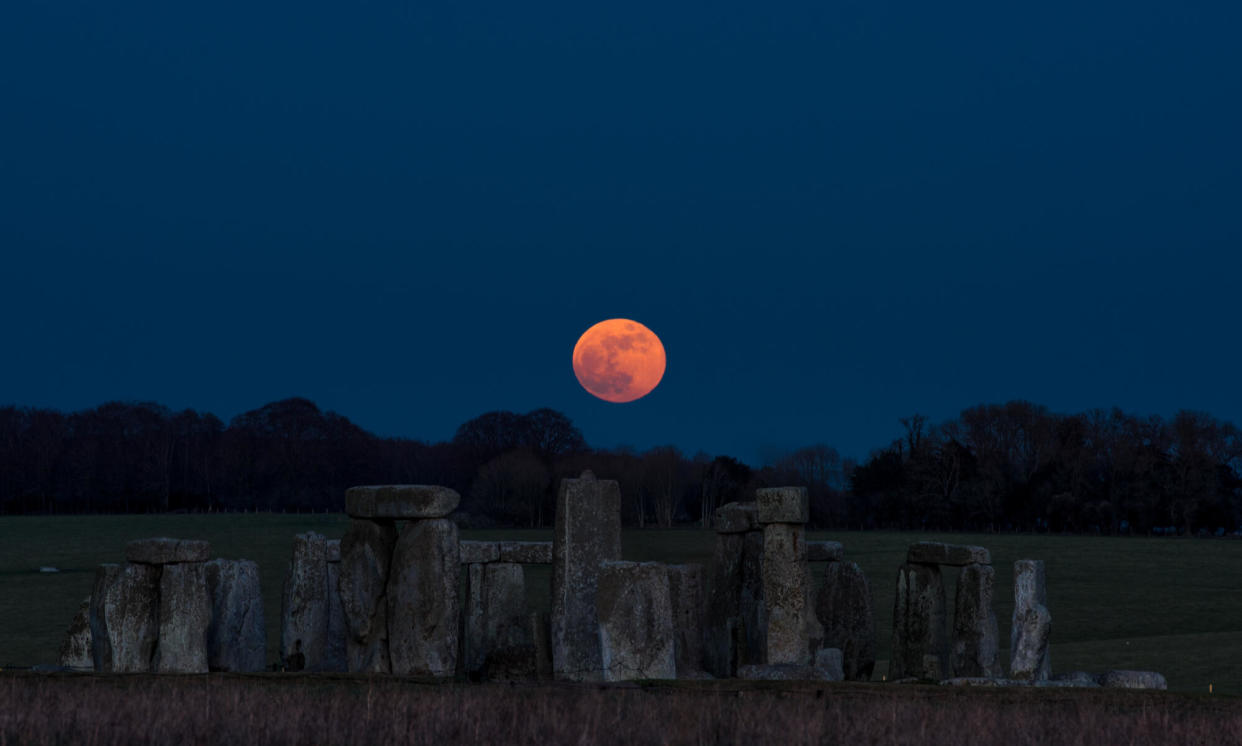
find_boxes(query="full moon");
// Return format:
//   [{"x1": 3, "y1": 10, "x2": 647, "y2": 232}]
[{"x1": 572, "y1": 319, "x2": 666, "y2": 403}]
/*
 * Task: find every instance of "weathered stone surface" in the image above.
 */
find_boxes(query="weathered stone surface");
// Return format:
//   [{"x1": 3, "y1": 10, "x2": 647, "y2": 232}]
[
  {"x1": 126, "y1": 538, "x2": 211, "y2": 565},
  {"x1": 325, "y1": 561, "x2": 347, "y2": 672},
  {"x1": 204, "y1": 559, "x2": 266, "y2": 672},
  {"x1": 90, "y1": 563, "x2": 161, "y2": 672},
  {"x1": 714, "y1": 502, "x2": 758, "y2": 533},
  {"x1": 58, "y1": 597, "x2": 93, "y2": 669},
  {"x1": 338, "y1": 518, "x2": 397, "y2": 673},
  {"x1": 740, "y1": 530, "x2": 766, "y2": 665},
  {"x1": 762, "y1": 523, "x2": 820, "y2": 665},
  {"x1": 814, "y1": 647, "x2": 845, "y2": 681},
  {"x1": 952, "y1": 563, "x2": 1001, "y2": 678},
  {"x1": 551, "y1": 472, "x2": 622, "y2": 681},
  {"x1": 666, "y1": 563, "x2": 704, "y2": 676},
  {"x1": 807, "y1": 541, "x2": 844, "y2": 563},
  {"x1": 890, "y1": 563, "x2": 948, "y2": 680},
  {"x1": 326, "y1": 540, "x2": 341, "y2": 563},
  {"x1": 499, "y1": 541, "x2": 553, "y2": 564},
  {"x1": 155, "y1": 562, "x2": 210, "y2": 673},
  {"x1": 345, "y1": 485, "x2": 460, "y2": 519},
  {"x1": 281, "y1": 532, "x2": 329, "y2": 672},
  {"x1": 1046, "y1": 671, "x2": 1102, "y2": 688},
  {"x1": 387, "y1": 518, "x2": 460, "y2": 676},
  {"x1": 597, "y1": 561, "x2": 676, "y2": 681},
  {"x1": 1010, "y1": 605, "x2": 1052, "y2": 681},
  {"x1": 704, "y1": 533, "x2": 745, "y2": 677},
  {"x1": 814, "y1": 560, "x2": 876, "y2": 681},
  {"x1": 465, "y1": 562, "x2": 532, "y2": 678},
  {"x1": 1010, "y1": 559, "x2": 1051, "y2": 681},
  {"x1": 460, "y1": 540, "x2": 501, "y2": 564},
  {"x1": 532, "y1": 612, "x2": 553, "y2": 681},
  {"x1": 756, "y1": 487, "x2": 809, "y2": 524},
  {"x1": 1100, "y1": 670, "x2": 1167, "y2": 690},
  {"x1": 906, "y1": 541, "x2": 991, "y2": 567}
]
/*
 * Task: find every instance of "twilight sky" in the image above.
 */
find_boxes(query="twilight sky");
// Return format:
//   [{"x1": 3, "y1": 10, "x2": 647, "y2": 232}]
[{"x1": 2, "y1": 0, "x2": 1240, "y2": 464}]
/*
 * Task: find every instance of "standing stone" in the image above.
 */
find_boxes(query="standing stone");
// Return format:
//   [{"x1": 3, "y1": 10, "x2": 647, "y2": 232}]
[
  {"x1": 58, "y1": 597, "x2": 93, "y2": 669},
  {"x1": 952, "y1": 563, "x2": 1001, "y2": 678},
  {"x1": 890, "y1": 563, "x2": 948, "y2": 680},
  {"x1": 155, "y1": 562, "x2": 210, "y2": 673},
  {"x1": 338, "y1": 519, "x2": 397, "y2": 673},
  {"x1": 740, "y1": 529, "x2": 766, "y2": 665},
  {"x1": 597, "y1": 561, "x2": 676, "y2": 681},
  {"x1": 704, "y1": 532, "x2": 745, "y2": 677},
  {"x1": 666, "y1": 564, "x2": 705, "y2": 676},
  {"x1": 814, "y1": 560, "x2": 876, "y2": 681},
  {"x1": 532, "y1": 612, "x2": 553, "y2": 681},
  {"x1": 90, "y1": 563, "x2": 161, "y2": 672},
  {"x1": 762, "y1": 522, "x2": 821, "y2": 665},
  {"x1": 281, "y1": 532, "x2": 329, "y2": 671},
  {"x1": 325, "y1": 561, "x2": 348, "y2": 672},
  {"x1": 387, "y1": 518, "x2": 460, "y2": 677},
  {"x1": 204, "y1": 559, "x2": 266, "y2": 672},
  {"x1": 465, "y1": 563, "x2": 533, "y2": 679},
  {"x1": 551, "y1": 471, "x2": 622, "y2": 681},
  {"x1": 1010, "y1": 559, "x2": 1052, "y2": 681}
]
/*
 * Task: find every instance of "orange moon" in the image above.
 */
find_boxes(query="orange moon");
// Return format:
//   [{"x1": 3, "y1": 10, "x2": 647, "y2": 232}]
[{"x1": 572, "y1": 319, "x2": 666, "y2": 403}]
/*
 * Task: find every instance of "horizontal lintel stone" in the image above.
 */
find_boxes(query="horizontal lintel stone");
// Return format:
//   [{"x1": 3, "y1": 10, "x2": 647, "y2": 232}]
[
  {"x1": 345, "y1": 485, "x2": 461, "y2": 519},
  {"x1": 807, "y1": 541, "x2": 844, "y2": 562},
  {"x1": 125, "y1": 538, "x2": 211, "y2": 565},
  {"x1": 906, "y1": 541, "x2": 991, "y2": 566}
]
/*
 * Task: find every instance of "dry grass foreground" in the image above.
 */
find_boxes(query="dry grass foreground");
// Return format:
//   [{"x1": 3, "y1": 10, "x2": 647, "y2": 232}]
[{"x1": 2, "y1": 673, "x2": 1240, "y2": 746}]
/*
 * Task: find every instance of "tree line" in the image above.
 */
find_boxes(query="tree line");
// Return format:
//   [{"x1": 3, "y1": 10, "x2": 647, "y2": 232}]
[{"x1": 0, "y1": 398, "x2": 1239, "y2": 535}]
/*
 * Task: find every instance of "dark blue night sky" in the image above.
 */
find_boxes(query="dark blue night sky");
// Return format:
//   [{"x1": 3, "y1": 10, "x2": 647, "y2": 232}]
[{"x1": 2, "y1": 0, "x2": 1240, "y2": 463}]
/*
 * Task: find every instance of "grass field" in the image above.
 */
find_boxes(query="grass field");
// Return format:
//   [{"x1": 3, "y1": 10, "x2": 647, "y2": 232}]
[{"x1": 3, "y1": 514, "x2": 1241, "y2": 695}]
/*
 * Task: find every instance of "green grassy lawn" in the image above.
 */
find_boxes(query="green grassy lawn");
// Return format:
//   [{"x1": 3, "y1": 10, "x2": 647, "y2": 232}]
[{"x1": 3, "y1": 515, "x2": 1240, "y2": 695}]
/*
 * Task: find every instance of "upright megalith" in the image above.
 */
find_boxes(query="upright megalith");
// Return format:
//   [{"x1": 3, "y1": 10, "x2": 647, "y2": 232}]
[
  {"x1": 204, "y1": 559, "x2": 266, "y2": 672},
  {"x1": 281, "y1": 532, "x2": 331, "y2": 671},
  {"x1": 1010, "y1": 559, "x2": 1052, "y2": 681},
  {"x1": 325, "y1": 545, "x2": 347, "y2": 672},
  {"x1": 338, "y1": 518, "x2": 397, "y2": 673},
  {"x1": 59, "y1": 597, "x2": 93, "y2": 669},
  {"x1": 666, "y1": 563, "x2": 705, "y2": 677},
  {"x1": 952, "y1": 563, "x2": 1001, "y2": 678},
  {"x1": 387, "y1": 518, "x2": 460, "y2": 677},
  {"x1": 703, "y1": 502, "x2": 757, "y2": 677},
  {"x1": 814, "y1": 560, "x2": 876, "y2": 681},
  {"x1": 465, "y1": 562, "x2": 533, "y2": 679},
  {"x1": 597, "y1": 561, "x2": 676, "y2": 681},
  {"x1": 890, "y1": 562, "x2": 948, "y2": 679},
  {"x1": 90, "y1": 562, "x2": 161, "y2": 672},
  {"x1": 155, "y1": 562, "x2": 211, "y2": 673},
  {"x1": 756, "y1": 487, "x2": 820, "y2": 665},
  {"x1": 551, "y1": 471, "x2": 622, "y2": 681}
]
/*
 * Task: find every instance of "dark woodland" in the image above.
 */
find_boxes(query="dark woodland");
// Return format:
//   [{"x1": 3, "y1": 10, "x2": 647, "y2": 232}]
[{"x1": 1, "y1": 398, "x2": 1239, "y2": 535}]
